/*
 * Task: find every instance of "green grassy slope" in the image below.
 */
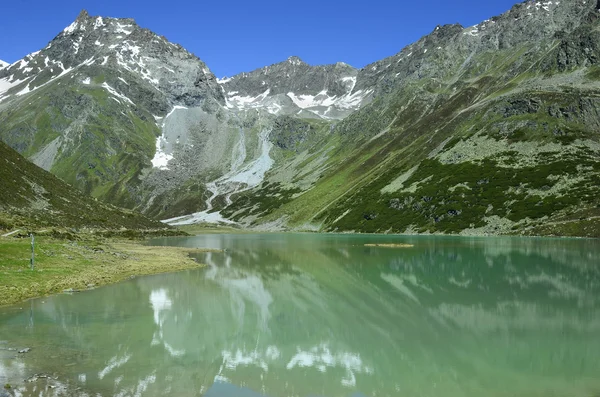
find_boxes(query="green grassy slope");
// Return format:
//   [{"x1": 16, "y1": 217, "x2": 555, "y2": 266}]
[
  {"x1": 0, "y1": 140, "x2": 169, "y2": 232},
  {"x1": 0, "y1": 68, "x2": 162, "y2": 211},
  {"x1": 232, "y1": 13, "x2": 600, "y2": 237}
]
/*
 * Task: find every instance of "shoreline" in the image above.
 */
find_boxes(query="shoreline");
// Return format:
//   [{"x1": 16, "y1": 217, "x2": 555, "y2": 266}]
[
  {"x1": 1, "y1": 228, "x2": 596, "y2": 308},
  {"x1": 0, "y1": 236, "x2": 216, "y2": 308},
  {"x1": 173, "y1": 219, "x2": 600, "y2": 239}
]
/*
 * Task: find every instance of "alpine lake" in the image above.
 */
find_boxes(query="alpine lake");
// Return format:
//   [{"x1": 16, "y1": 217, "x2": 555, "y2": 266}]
[{"x1": 1, "y1": 233, "x2": 599, "y2": 397}]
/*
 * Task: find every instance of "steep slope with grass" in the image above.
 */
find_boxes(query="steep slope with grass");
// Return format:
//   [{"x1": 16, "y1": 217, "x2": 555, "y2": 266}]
[
  {"x1": 0, "y1": 140, "x2": 169, "y2": 231},
  {"x1": 0, "y1": 10, "x2": 223, "y2": 211}
]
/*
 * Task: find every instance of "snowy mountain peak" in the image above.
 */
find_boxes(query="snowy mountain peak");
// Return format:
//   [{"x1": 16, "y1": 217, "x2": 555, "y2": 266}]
[
  {"x1": 0, "y1": 10, "x2": 224, "y2": 108},
  {"x1": 0, "y1": 60, "x2": 8, "y2": 69}
]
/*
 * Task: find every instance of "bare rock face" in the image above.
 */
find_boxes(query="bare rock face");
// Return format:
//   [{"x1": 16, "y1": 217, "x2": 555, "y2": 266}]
[{"x1": 222, "y1": 56, "x2": 358, "y2": 98}]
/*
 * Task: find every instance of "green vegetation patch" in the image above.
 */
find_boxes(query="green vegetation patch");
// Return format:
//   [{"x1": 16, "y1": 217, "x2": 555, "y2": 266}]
[
  {"x1": 320, "y1": 151, "x2": 597, "y2": 234},
  {"x1": 221, "y1": 182, "x2": 302, "y2": 222},
  {"x1": 0, "y1": 236, "x2": 205, "y2": 307}
]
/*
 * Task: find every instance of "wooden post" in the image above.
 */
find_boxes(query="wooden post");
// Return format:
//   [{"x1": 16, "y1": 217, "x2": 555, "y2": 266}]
[{"x1": 30, "y1": 233, "x2": 35, "y2": 271}]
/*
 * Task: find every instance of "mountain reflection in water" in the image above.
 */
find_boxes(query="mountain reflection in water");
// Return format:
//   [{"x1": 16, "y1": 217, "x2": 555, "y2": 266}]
[{"x1": 0, "y1": 234, "x2": 599, "y2": 397}]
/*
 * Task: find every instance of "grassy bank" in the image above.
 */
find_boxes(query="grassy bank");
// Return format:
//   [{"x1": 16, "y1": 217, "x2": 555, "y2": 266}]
[{"x1": 0, "y1": 235, "x2": 214, "y2": 307}]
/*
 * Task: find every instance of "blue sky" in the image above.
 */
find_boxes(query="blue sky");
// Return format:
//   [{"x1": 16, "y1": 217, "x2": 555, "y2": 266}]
[{"x1": 1, "y1": 0, "x2": 520, "y2": 77}]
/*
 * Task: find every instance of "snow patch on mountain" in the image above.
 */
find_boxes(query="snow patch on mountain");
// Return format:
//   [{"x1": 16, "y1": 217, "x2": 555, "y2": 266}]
[
  {"x1": 226, "y1": 89, "x2": 271, "y2": 110},
  {"x1": 151, "y1": 135, "x2": 174, "y2": 170},
  {"x1": 63, "y1": 21, "x2": 80, "y2": 34},
  {"x1": 101, "y1": 82, "x2": 134, "y2": 104},
  {"x1": 223, "y1": 84, "x2": 371, "y2": 119},
  {"x1": 287, "y1": 91, "x2": 334, "y2": 108},
  {"x1": 0, "y1": 60, "x2": 8, "y2": 69},
  {"x1": 15, "y1": 66, "x2": 74, "y2": 97},
  {"x1": 115, "y1": 22, "x2": 133, "y2": 35},
  {"x1": 221, "y1": 71, "x2": 369, "y2": 120},
  {"x1": 93, "y1": 17, "x2": 106, "y2": 29},
  {"x1": 341, "y1": 76, "x2": 357, "y2": 91},
  {"x1": 151, "y1": 106, "x2": 188, "y2": 170},
  {"x1": 286, "y1": 87, "x2": 373, "y2": 119},
  {"x1": 0, "y1": 76, "x2": 28, "y2": 102}
]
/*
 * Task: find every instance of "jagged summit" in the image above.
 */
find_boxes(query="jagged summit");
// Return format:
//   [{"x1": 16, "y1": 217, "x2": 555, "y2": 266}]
[
  {"x1": 0, "y1": 10, "x2": 224, "y2": 108},
  {"x1": 76, "y1": 9, "x2": 90, "y2": 21},
  {"x1": 286, "y1": 56, "x2": 306, "y2": 65},
  {"x1": 0, "y1": 10, "x2": 227, "y2": 211},
  {"x1": 0, "y1": 59, "x2": 8, "y2": 68}
]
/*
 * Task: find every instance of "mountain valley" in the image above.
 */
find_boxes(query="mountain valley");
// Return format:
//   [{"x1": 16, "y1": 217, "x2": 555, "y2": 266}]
[{"x1": 1, "y1": 1, "x2": 600, "y2": 237}]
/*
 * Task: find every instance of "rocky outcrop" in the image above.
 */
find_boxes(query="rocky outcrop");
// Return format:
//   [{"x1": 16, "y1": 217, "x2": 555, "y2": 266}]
[
  {"x1": 271, "y1": 116, "x2": 314, "y2": 151},
  {"x1": 221, "y1": 56, "x2": 357, "y2": 98}
]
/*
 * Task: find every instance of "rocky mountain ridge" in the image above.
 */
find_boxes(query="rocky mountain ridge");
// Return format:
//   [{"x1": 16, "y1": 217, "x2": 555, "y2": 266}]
[
  {"x1": 1, "y1": 1, "x2": 600, "y2": 237},
  {"x1": 219, "y1": 56, "x2": 368, "y2": 120}
]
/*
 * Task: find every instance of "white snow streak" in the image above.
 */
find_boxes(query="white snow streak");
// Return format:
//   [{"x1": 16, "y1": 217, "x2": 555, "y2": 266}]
[
  {"x1": 150, "y1": 106, "x2": 188, "y2": 170},
  {"x1": 226, "y1": 89, "x2": 271, "y2": 109},
  {"x1": 15, "y1": 67, "x2": 73, "y2": 96},
  {"x1": 63, "y1": 21, "x2": 78, "y2": 34},
  {"x1": 0, "y1": 77, "x2": 27, "y2": 96},
  {"x1": 101, "y1": 82, "x2": 134, "y2": 105},
  {"x1": 287, "y1": 87, "x2": 371, "y2": 111}
]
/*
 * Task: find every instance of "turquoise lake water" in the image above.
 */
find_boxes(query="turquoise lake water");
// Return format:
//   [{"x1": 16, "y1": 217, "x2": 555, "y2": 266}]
[{"x1": 1, "y1": 234, "x2": 599, "y2": 396}]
